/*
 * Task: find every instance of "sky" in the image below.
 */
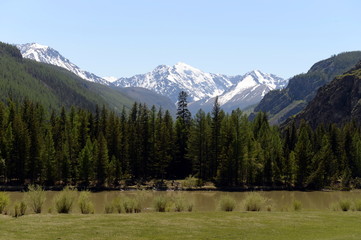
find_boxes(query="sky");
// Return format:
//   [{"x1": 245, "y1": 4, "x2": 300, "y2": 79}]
[{"x1": 1, "y1": 0, "x2": 361, "y2": 79}]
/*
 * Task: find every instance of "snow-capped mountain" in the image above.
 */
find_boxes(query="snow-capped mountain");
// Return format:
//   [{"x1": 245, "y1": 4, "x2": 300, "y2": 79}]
[
  {"x1": 113, "y1": 62, "x2": 234, "y2": 103},
  {"x1": 103, "y1": 76, "x2": 118, "y2": 83},
  {"x1": 218, "y1": 70, "x2": 287, "y2": 105},
  {"x1": 113, "y1": 63, "x2": 287, "y2": 112},
  {"x1": 16, "y1": 43, "x2": 109, "y2": 85},
  {"x1": 189, "y1": 70, "x2": 287, "y2": 113}
]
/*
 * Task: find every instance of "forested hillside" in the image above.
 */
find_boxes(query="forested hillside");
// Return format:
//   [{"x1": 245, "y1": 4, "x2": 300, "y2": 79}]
[
  {"x1": 0, "y1": 42, "x2": 134, "y2": 113},
  {"x1": 291, "y1": 61, "x2": 361, "y2": 128},
  {"x1": 254, "y1": 51, "x2": 361, "y2": 124},
  {"x1": 0, "y1": 93, "x2": 360, "y2": 190}
]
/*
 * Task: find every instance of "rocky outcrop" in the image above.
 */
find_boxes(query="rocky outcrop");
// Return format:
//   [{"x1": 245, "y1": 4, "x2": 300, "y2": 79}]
[{"x1": 291, "y1": 62, "x2": 361, "y2": 128}]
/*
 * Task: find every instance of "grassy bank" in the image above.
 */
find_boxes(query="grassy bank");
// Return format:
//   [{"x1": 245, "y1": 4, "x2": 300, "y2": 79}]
[{"x1": 1, "y1": 211, "x2": 361, "y2": 240}]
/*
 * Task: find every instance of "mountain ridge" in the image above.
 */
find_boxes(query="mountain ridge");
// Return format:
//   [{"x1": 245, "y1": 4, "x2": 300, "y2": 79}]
[
  {"x1": 16, "y1": 43, "x2": 110, "y2": 85},
  {"x1": 254, "y1": 51, "x2": 361, "y2": 124}
]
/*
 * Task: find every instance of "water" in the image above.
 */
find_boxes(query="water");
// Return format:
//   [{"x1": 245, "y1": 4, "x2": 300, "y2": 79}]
[{"x1": 5, "y1": 190, "x2": 361, "y2": 213}]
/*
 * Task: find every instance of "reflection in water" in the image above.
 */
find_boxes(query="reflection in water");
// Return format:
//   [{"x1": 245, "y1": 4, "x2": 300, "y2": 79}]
[{"x1": 5, "y1": 190, "x2": 361, "y2": 213}]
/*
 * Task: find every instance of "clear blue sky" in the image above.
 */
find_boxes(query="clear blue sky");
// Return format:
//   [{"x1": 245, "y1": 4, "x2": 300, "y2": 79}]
[{"x1": 1, "y1": 0, "x2": 361, "y2": 79}]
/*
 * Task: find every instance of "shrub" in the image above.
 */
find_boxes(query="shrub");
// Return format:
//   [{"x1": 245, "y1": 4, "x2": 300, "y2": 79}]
[
  {"x1": 122, "y1": 197, "x2": 134, "y2": 213},
  {"x1": 111, "y1": 197, "x2": 123, "y2": 213},
  {"x1": 182, "y1": 176, "x2": 202, "y2": 189},
  {"x1": 243, "y1": 192, "x2": 266, "y2": 211},
  {"x1": 154, "y1": 196, "x2": 172, "y2": 212},
  {"x1": 78, "y1": 191, "x2": 94, "y2": 214},
  {"x1": 13, "y1": 201, "x2": 27, "y2": 217},
  {"x1": 187, "y1": 202, "x2": 194, "y2": 212},
  {"x1": 25, "y1": 184, "x2": 46, "y2": 214},
  {"x1": 54, "y1": 187, "x2": 77, "y2": 214},
  {"x1": 219, "y1": 195, "x2": 236, "y2": 212},
  {"x1": 131, "y1": 197, "x2": 142, "y2": 213},
  {"x1": 353, "y1": 199, "x2": 361, "y2": 211},
  {"x1": 339, "y1": 199, "x2": 351, "y2": 211},
  {"x1": 104, "y1": 201, "x2": 114, "y2": 214},
  {"x1": 174, "y1": 197, "x2": 186, "y2": 212},
  {"x1": 0, "y1": 192, "x2": 9, "y2": 214},
  {"x1": 293, "y1": 200, "x2": 302, "y2": 211}
]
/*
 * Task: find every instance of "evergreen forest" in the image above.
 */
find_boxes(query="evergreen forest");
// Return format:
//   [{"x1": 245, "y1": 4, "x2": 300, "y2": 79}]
[{"x1": 0, "y1": 91, "x2": 360, "y2": 190}]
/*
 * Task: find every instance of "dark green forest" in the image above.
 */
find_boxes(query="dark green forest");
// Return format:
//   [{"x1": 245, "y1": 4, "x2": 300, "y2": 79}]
[{"x1": 0, "y1": 91, "x2": 360, "y2": 190}]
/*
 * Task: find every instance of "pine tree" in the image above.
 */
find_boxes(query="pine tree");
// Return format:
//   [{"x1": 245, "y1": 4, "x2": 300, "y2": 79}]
[
  {"x1": 171, "y1": 91, "x2": 192, "y2": 178},
  {"x1": 95, "y1": 133, "x2": 109, "y2": 186},
  {"x1": 79, "y1": 138, "x2": 93, "y2": 185},
  {"x1": 41, "y1": 129, "x2": 56, "y2": 185},
  {"x1": 210, "y1": 97, "x2": 223, "y2": 179},
  {"x1": 294, "y1": 121, "x2": 314, "y2": 188},
  {"x1": 187, "y1": 109, "x2": 211, "y2": 180}
]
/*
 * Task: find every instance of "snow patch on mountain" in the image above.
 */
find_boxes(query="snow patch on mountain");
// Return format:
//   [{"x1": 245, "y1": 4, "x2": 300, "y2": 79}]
[
  {"x1": 114, "y1": 62, "x2": 234, "y2": 103},
  {"x1": 16, "y1": 43, "x2": 109, "y2": 85},
  {"x1": 103, "y1": 76, "x2": 118, "y2": 82}
]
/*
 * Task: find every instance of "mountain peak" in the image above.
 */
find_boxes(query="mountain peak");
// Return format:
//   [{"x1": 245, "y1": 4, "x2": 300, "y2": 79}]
[
  {"x1": 29, "y1": 42, "x2": 49, "y2": 50},
  {"x1": 17, "y1": 43, "x2": 109, "y2": 85}
]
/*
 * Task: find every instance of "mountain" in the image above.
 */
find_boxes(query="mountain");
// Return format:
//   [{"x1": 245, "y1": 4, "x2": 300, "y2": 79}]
[
  {"x1": 0, "y1": 42, "x2": 133, "y2": 113},
  {"x1": 289, "y1": 61, "x2": 361, "y2": 128},
  {"x1": 103, "y1": 76, "x2": 118, "y2": 82},
  {"x1": 16, "y1": 43, "x2": 109, "y2": 85},
  {"x1": 113, "y1": 62, "x2": 234, "y2": 103},
  {"x1": 116, "y1": 87, "x2": 176, "y2": 115},
  {"x1": 113, "y1": 63, "x2": 286, "y2": 112},
  {"x1": 254, "y1": 51, "x2": 361, "y2": 125},
  {"x1": 189, "y1": 70, "x2": 287, "y2": 113}
]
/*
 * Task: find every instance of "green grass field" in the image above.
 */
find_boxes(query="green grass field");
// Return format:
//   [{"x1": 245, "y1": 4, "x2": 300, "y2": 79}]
[{"x1": 1, "y1": 211, "x2": 361, "y2": 240}]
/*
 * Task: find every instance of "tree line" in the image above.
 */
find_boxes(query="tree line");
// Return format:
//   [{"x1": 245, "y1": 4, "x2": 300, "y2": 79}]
[{"x1": 0, "y1": 91, "x2": 361, "y2": 189}]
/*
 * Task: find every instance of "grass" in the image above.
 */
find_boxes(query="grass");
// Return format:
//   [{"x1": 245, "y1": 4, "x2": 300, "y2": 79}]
[
  {"x1": 54, "y1": 187, "x2": 77, "y2": 214},
  {"x1": 78, "y1": 191, "x2": 94, "y2": 214},
  {"x1": 292, "y1": 200, "x2": 302, "y2": 211},
  {"x1": 339, "y1": 199, "x2": 352, "y2": 211},
  {"x1": 153, "y1": 196, "x2": 172, "y2": 212},
  {"x1": 0, "y1": 192, "x2": 9, "y2": 213},
  {"x1": 219, "y1": 195, "x2": 236, "y2": 211},
  {"x1": 1, "y1": 211, "x2": 361, "y2": 240},
  {"x1": 25, "y1": 185, "x2": 46, "y2": 214},
  {"x1": 243, "y1": 192, "x2": 267, "y2": 211}
]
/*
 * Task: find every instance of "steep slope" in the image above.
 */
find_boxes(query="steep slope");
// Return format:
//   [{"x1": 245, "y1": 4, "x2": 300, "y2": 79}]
[
  {"x1": 114, "y1": 62, "x2": 234, "y2": 103},
  {"x1": 0, "y1": 42, "x2": 133, "y2": 113},
  {"x1": 291, "y1": 62, "x2": 361, "y2": 128},
  {"x1": 189, "y1": 70, "x2": 287, "y2": 113},
  {"x1": 254, "y1": 51, "x2": 361, "y2": 124},
  {"x1": 16, "y1": 43, "x2": 109, "y2": 85}
]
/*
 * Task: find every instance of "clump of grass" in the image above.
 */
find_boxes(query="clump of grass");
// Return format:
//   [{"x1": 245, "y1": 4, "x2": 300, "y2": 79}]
[
  {"x1": 187, "y1": 202, "x2": 194, "y2": 212},
  {"x1": 293, "y1": 200, "x2": 302, "y2": 211},
  {"x1": 174, "y1": 197, "x2": 186, "y2": 212},
  {"x1": 54, "y1": 186, "x2": 77, "y2": 214},
  {"x1": 104, "y1": 201, "x2": 114, "y2": 214},
  {"x1": 339, "y1": 199, "x2": 351, "y2": 211},
  {"x1": 131, "y1": 197, "x2": 142, "y2": 213},
  {"x1": 153, "y1": 196, "x2": 172, "y2": 212},
  {"x1": 78, "y1": 191, "x2": 94, "y2": 214},
  {"x1": 182, "y1": 176, "x2": 202, "y2": 189},
  {"x1": 123, "y1": 197, "x2": 142, "y2": 213},
  {"x1": 0, "y1": 192, "x2": 10, "y2": 214},
  {"x1": 353, "y1": 199, "x2": 361, "y2": 211},
  {"x1": 243, "y1": 192, "x2": 266, "y2": 211},
  {"x1": 219, "y1": 195, "x2": 236, "y2": 212},
  {"x1": 13, "y1": 201, "x2": 27, "y2": 217},
  {"x1": 111, "y1": 197, "x2": 123, "y2": 213},
  {"x1": 266, "y1": 204, "x2": 272, "y2": 212},
  {"x1": 25, "y1": 184, "x2": 46, "y2": 214}
]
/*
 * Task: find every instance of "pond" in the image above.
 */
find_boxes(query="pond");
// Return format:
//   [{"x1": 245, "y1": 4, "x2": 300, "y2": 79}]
[{"x1": 5, "y1": 190, "x2": 361, "y2": 213}]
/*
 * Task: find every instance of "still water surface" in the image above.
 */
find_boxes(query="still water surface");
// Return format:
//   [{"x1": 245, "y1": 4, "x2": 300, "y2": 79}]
[{"x1": 6, "y1": 190, "x2": 361, "y2": 213}]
